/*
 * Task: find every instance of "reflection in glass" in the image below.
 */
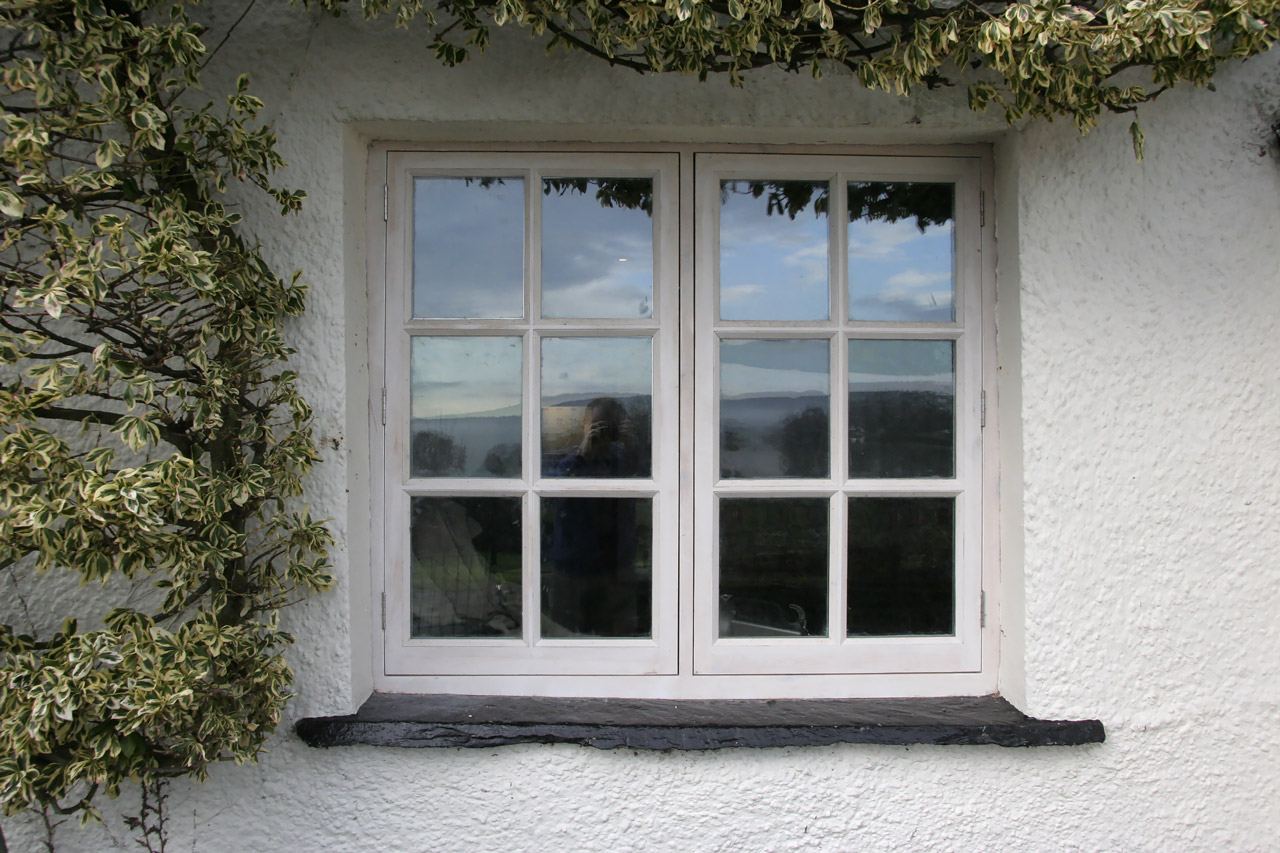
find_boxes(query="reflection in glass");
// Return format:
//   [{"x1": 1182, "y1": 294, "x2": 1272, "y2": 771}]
[
  {"x1": 719, "y1": 180, "x2": 830, "y2": 321},
  {"x1": 719, "y1": 498, "x2": 828, "y2": 637},
  {"x1": 410, "y1": 496, "x2": 522, "y2": 638},
  {"x1": 411, "y1": 337, "x2": 522, "y2": 478},
  {"x1": 847, "y1": 497, "x2": 954, "y2": 636},
  {"x1": 847, "y1": 182, "x2": 955, "y2": 322},
  {"x1": 848, "y1": 339, "x2": 954, "y2": 479},
  {"x1": 413, "y1": 177, "x2": 524, "y2": 318},
  {"x1": 542, "y1": 178, "x2": 654, "y2": 319},
  {"x1": 541, "y1": 337, "x2": 652, "y2": 478},
  {"x1": 720, "y1": 339, "x2": 829, "y2": 479},
  {"x1": 540, "y1": 497, "x2": 651, "y2": 638}
]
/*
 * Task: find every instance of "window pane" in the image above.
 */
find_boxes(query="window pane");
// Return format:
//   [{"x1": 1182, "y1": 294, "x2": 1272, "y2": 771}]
[
  {"x1": 848, "y1": 182, "x2": 955, "y2": 322},
  {"x1": 411, "y1": 337, "x2": 522, "y2": 478},
  {"x1": 847, "y1": 497, "x2": 954, "y2": 636},
  {"x1": 848, "y1": 339, "x2": 954, "y2": 479},
  {"x1": 719, "y1": 180, "x2": 829, "y2": 321},
  {"x1": 413, "y1": 177, "x2": 524, "y2": 318},
  {"x1": 542, "y1": 178, "x2": 654, "y2": 319},
  {"x1": 719, "y1": 498, "x2": 828, "y2": 638},
  {"x1": 540, "y1": 497, "x2": 652, "y2": 638},
  {"x1": 541, "y1": 337, "x2": 652, "y2": 478},
  {"x1": 721, "y1": 339, "x2": 829, "y2": 479},
  {"x1": 410, "y1": 496, "x2": 522, "y2": 638}
]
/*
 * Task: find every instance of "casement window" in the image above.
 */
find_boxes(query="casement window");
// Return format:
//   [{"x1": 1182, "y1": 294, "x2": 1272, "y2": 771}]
[{"x1": 372, "y1": 146, "x2": 995, "y2": 699}]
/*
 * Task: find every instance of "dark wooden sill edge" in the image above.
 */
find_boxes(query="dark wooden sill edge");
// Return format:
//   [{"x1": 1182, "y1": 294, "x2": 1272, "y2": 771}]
[{"x1": 295, "y1": 694, "x2": 1104, "y2": 750}]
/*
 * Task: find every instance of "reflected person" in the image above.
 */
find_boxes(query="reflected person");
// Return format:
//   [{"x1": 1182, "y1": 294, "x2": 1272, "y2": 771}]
[{"x1": 544, "y1": 398, "x2": 642, "y2": 636}]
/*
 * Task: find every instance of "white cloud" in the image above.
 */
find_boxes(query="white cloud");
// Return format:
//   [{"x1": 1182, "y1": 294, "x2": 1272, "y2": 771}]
[
  {"x1": 885, "y1": 269, "x2": 951, "y2": 290},
  {"x1": 720, "y1": 284, "x2": 765, "y2": 302}
]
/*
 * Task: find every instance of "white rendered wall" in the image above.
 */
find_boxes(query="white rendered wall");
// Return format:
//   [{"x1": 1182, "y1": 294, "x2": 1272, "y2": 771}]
[{"x1": 7, "y1": 6, "x2": 1280, "y2": 850}]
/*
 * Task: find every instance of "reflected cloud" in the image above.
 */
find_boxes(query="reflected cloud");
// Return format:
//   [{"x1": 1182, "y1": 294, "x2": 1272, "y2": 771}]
[
  {"x1": 720, "y1": 180, "x2": 829, "y2": 321},
  {"x1": 542, "y1": 179, "x2": 654, "y2": 319},
  {"x1": 849, "y1": 220, "x2": 953, "y2": 323},
  {"x1": 413, "y1": 178, "x2": 525, "y2": 319}
]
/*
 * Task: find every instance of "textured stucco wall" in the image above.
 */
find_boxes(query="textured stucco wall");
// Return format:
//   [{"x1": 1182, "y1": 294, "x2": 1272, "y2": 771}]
[{"x1": 7, "y1": 5, "x2": 1280, "y2": 850}]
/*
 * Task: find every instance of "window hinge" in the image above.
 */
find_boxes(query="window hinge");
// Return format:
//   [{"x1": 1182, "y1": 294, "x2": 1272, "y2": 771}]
[
  {"x1": 980, "y1": 390, "x2": 986, "y2": 429},
  {"x1": 979, "y1": 191, "x2": 985, "y2": 227},
  {"x1": 380, "y1": 387, "x2": 387, "y2": 426},
  {"x1": 980, "y1": 590, "x2": 986, "y2": 628},
  {"x1": 381, "y1": 592, "x2": 387, "y2": 630},
  {"x1": 383, "y1": 184, "x2": 388, "y2": 221}
]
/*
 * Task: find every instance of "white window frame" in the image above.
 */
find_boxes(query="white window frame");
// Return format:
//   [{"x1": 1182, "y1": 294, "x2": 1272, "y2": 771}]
[{"x1": 368, "y1": 143, "x2": 999, "y2": 699}]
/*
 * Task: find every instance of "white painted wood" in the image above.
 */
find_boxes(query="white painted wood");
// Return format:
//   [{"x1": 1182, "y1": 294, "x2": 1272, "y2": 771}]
[
  {"x1": 381, "y1": 151, "x2": 680, "y2": 676},
  {"x1": 374, "y1": 145, "x2": 994, "y2": 694},
  {"x1": 693, "y1": 152, "x2": 984, "y2": 676}
]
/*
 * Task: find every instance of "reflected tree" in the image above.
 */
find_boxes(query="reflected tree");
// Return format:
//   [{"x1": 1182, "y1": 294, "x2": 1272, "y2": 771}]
[
  {"x1": 770, "y1": 406, "x2": 829, "y2": 477},
  {"x1": 411, "y1": 430, "x2": 467, "y2": 476}
]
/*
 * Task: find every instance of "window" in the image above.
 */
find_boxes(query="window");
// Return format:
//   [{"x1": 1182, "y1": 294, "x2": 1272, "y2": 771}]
[{"x1": 372, "y1": 146, "x2": 994, "y2": 698}]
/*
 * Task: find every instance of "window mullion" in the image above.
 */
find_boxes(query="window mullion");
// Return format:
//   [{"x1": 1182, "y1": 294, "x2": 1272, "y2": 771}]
[
  {"x1": 524, "y1": 329, "x2": 539, "y2": 646},
  {"x1": 831, "y1": 175, "x2": 850, "y2": 645}
]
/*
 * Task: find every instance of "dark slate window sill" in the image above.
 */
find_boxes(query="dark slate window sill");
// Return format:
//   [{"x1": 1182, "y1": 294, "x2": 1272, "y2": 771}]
[{"x1": 296, "y1": 694, "x2": 1104, "y2": 750}]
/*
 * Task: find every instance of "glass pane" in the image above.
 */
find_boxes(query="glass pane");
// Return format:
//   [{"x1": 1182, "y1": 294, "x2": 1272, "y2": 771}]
[
  {"x1": 410, "y1": 496, "x2": 522, "y2": 638},
  {"x1": 719, "y1": 180, "x2": 829, "y2": 321},
  {"x1": 413, "y1": 177, "x2": 524, "y2": 318},
  {"x1": 720, "y1": 339, "x2": 829, "y2": 479},
  {"x1": 719, "y1": 498, "x2": 828, "y2": 638},
  {"x1": 848, "y1": 339, "x2": 954, "y2": 479},
  {"x1": 542, "y1": 178, "x2": 654, "y2": 319},
  {"x1": 541, "y1": 497, "x2": 652, "y2": 638},
  {"x1": 541, "y1": 337, "x2": 652, "y2": 478},
  {"x1": 411, "y1": 337, "x2": 522, "y2": 478},
  {"x1": 848, "y1": 182, "x2": 955, "y2": 322},
  {"x1": 847, "y1": 497, "x2": 954, "y2": 636}
]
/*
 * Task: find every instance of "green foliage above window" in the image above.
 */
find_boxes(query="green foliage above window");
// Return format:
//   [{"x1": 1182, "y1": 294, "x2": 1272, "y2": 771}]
[
  {"x1": 331, "y1": 0, "x2": 1278, "y2": 152},
  {"x1": 0, "y1": 0, "x2": 331, "y2": 833}
]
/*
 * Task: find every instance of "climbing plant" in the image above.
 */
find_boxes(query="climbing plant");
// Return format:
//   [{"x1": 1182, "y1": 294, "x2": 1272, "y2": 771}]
[
  {"x1": 0, "y1": 0, "x2": 332, "y2": 842},
  {"x1": 332, "y1": 0, "x2": 1279, "y2": 153}
]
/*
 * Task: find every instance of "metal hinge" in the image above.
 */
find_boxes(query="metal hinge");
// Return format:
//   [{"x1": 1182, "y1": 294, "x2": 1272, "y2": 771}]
[
  {"x1": 979, "y1": 191, "x2": 985, "y2": 227},
  {"x1": 383, "y1": 184, "x2": 388, "y2": 221},
  {"x1": 380, "y1": 387, "x2": 387, "y2": 426},
  {"x1": 980, "y1": 390, "x2": 986, "y2": 429},
  {"x1": 980, "y1": 590, "x2": 986, "y2": 628},
  {"x1": 381, "y1": 592, "x2": 387, "y2": 630}
]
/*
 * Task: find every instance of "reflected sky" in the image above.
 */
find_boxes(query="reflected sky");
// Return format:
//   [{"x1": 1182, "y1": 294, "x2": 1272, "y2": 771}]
[
  {"x1": 848, "y1": 218, "x2": 954, "y2": 323},
  {"x1": 542, "y1": 179, "x2": 654, "y2": 319},
  {"x1": 721, "y1": 338, "x2": 829, "y2": 399},
  {"x1": 411, "y1": 336, "x2": 522, "y2": 418},
  {"x1": 541, "y1": 337, "x2": 652, "y2": 402},
  {"x1": 414, "y1": 178, "x2": 525, "y2": 319},
  {"x1": 848, "y1": 339, "x2": 954, "y2": 388},
  {"x1": 719, "y1": 181, "x2": 829, "y2": 321}
]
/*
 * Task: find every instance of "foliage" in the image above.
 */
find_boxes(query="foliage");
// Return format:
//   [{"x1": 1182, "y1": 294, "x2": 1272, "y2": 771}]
[
  {"x1": 328, "y1": 0, "x2": 1279, "y2": 152},
  {"x1": 0, "y1": 0, "x2": 332, "y2": 831}
]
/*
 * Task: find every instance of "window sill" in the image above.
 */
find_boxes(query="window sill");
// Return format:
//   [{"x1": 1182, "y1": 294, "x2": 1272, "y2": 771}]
[{"x1": 295, "y1": 694, "x2": 1104, "y2": 750}]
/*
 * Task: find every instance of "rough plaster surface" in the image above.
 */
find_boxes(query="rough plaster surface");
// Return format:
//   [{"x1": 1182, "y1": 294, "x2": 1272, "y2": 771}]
[{"x1": 6, "y1": 6, "x2": 1280, "y2": 850}]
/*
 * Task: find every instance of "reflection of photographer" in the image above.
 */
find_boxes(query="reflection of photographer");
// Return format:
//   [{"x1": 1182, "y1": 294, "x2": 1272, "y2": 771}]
[
  {"x1": 553, "y1": 397, "x2": 636, "y2": 478},
  {"x1": 543, "y1": 397, "x2": 640, "y2": 636}
]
